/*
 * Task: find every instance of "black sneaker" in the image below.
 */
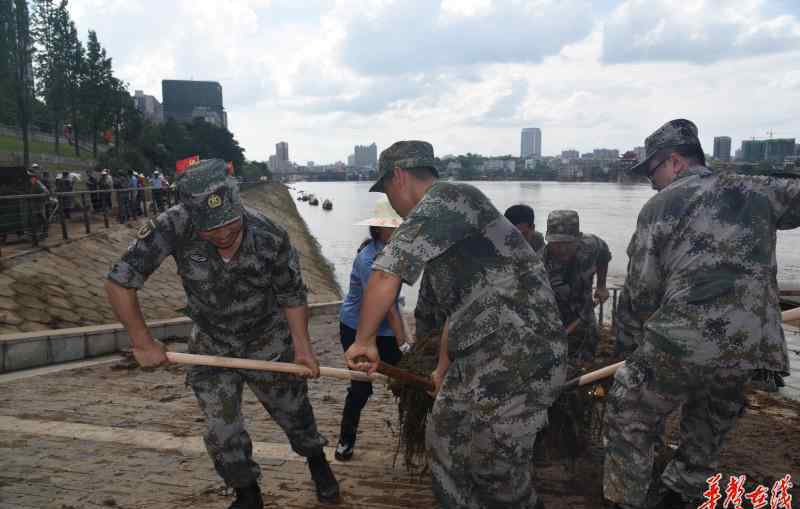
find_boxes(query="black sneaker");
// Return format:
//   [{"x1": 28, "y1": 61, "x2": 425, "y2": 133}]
[
  {"x1": 308, "y1": 454, "x2": 341, "y2": 504},
  {"x1": 228, "y1": 483, "x2": 263, "y2": 509},
  {"x1": 335, "y1": 436, "x2": 355, "y2": 461}
]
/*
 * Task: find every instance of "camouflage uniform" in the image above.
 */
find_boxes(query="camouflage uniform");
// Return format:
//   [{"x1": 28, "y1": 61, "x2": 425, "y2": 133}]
[
  {"x1": 373, "y1": 161, "x2": 567, "y2": 508},
  {"x1": 107, "y1": 159, "x2": 326, "y2": 489},
  {"x1": 604, "y1": 119, "x2": 800, "y2": 508},
  {"x1": 529, "y1": 230, "x2": 545, "y2": 253},
  {"x1": 543, "y1": 210, "x2": 611, "y2": 359}
]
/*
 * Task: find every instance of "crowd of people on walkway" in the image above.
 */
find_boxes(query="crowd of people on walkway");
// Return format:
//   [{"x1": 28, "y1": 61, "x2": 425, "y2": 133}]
[
  {"x1": 104, "y1": 118, "x2": 799, "y2": 509},
  {"x1": 24, "y1": 165, "x2": 176, "y2": 229}
]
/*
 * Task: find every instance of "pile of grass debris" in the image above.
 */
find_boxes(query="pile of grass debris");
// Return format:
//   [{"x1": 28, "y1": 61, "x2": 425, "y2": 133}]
[
  {"x1": 389, "y1": 333, "x2": 440, "y2": 473},
  {"x1": 390, "y1": 325, "x2": 622, "y2": 472}
]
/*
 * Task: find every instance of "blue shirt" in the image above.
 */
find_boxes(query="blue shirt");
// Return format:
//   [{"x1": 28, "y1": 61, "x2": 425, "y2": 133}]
[{"x1": 339, "y1": 239, "x2": 398, "y2": 337}]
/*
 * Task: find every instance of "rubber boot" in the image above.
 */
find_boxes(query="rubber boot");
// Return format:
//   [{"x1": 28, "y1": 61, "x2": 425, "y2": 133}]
[
  {"x1": 335, "y1": 395, "x2": 362, "y2": 461},
  {"x1": 308, "y1": 453, "x2": 341, "y2": 504},
  {"x1": 228, "y1": 483, "x2": 263, "y2": 509}
]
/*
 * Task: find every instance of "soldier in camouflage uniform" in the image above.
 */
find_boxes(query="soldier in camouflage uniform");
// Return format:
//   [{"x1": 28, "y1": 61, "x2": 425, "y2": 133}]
[
  {"x1": 105, "y1": 159, "x2": 340, "y2": 509},
  {"x1": 603, "y1": 119, "x2": 800, "y2": 509},
  {"x1": 543, "y1": 210, "x2": 611, "y2": 360},
  {"x1": 504, "y1": 204, "x2": 545, "y2": 253},
  {"x1": 344, "y1": 141, "x2": 567, "y2": 509}
]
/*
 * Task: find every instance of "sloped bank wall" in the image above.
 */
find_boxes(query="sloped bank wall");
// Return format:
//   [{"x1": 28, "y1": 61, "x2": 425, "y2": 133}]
[{"x1": 0, "y1": 183, "x2": 341, "y2": 350}]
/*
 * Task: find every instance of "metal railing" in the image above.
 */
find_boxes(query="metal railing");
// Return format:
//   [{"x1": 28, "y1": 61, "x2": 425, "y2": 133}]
[
  {"x1": 0, "y1": 186, "x2": 177, "y2": 255},
  {"x1": 0, "y1": 178, "x2": 268, "y2": 256}
]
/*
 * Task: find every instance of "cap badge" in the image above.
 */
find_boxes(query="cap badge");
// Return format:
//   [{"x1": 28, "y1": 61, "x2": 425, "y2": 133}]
[{"x1": 208, "y1": 194, "x2": 222, "y2": 208}]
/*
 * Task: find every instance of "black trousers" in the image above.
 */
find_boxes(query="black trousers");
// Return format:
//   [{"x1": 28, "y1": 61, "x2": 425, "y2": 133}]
[{"x1": 339, "y1": 322, "x2": 402, "y2": 441}]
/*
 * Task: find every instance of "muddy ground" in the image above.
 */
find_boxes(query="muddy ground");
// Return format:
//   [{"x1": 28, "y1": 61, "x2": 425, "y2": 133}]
[{"x1": 0, "y1": 315, "x2": 797, "y2": 508}]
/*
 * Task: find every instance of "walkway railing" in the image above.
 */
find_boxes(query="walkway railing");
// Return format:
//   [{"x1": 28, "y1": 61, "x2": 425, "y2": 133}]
[
  {"x1": 0, "y1": 186, "x2": 177, "y2": 254},
  {"x1": 0, "y1": 178, "x2": 267, "y2": 256}
]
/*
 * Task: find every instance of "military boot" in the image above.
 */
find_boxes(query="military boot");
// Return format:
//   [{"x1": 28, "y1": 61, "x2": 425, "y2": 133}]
[
  {"x1": 228, "y1": 483, "x2": 263, "y2": 509},
  {"x1": 308, "y1": 453, "x2": 341, "y2": 504}
]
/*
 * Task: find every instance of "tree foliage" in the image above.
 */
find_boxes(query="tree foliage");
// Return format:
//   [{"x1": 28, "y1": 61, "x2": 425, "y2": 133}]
[{"x1": 1, "y1": 3, "x2": 249, "y2": 174}]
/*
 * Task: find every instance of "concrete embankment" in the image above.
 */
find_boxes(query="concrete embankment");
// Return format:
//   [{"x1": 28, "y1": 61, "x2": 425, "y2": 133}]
[{"x1": 0, "y1": 182, "x2": 341, "y2": 372}]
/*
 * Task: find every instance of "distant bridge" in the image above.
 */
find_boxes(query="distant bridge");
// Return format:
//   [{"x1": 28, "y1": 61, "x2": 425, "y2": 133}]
[{"x1": 275, "y1": 171, "x2": 374, "y2": 182}]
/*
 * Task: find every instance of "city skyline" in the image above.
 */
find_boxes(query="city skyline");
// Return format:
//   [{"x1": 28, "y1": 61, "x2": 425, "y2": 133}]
[{"x1": 69, "y1": 1, "x2": 800, "y2": 163}]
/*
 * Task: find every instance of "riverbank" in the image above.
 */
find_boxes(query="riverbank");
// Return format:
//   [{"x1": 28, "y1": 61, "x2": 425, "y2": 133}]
[
  {"x1": 0, "y1": 315, "x2": 797, "y2": 508},
  {"x1": 0, "y1": 183, "x2": 339, "y2": 335}
]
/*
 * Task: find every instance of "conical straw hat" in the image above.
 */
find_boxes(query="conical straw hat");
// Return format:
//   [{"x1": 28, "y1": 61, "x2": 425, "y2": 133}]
[{"x1": 355, "y1": 198, "x2": 403, "y2": 228}]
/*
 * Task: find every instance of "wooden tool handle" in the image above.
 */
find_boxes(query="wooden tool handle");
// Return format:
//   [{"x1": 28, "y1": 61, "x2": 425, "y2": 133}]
[
  {"x1": 782, "y1": 306, "x2": 800, "y2": 323},
  {"x1": 375, "y1": 360, "x2": 435, "y2": 392},
  {"x1": 563, "y1": 305, "x2": 800, "y2": 390},
  {"x1": 165, "y1": 352, "x2": 388, "y2": 384}
]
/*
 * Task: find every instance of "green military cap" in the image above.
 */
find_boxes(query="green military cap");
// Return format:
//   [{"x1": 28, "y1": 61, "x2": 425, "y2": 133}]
[
  {"x1": 369, "y1": 140, "x2": 440, "y2": 193},
  {"x1": 630, "y1": 119, "x2": 702, "y2": 176},
  {"x1": 177, "y1": 159, "x2": 243, "y2": 231},
  {"x1": 546, "y1": 210, "x2": 580, "y2": 242}
]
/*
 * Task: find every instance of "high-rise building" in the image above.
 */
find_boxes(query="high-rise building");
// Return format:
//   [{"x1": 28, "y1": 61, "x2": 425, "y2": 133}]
[
  {"x1": 741, "y1": 138, "x2": 797, "y2": 162},
  {"x1": 354, "y1": 143, "x2": 378, "y2": 168},
  {"x1": 521, "y1": 128, "x2": 542, "y2": 158},
  {"x1": 276, "y1": 142, "x2": 289, "y2": 162},
  {"x1": 713, "y1": 136, "x2": 732, "y2": 161},
  {"x1": 561, "y1": 149, "x2": 579, "y2": 161},
  {"x1": 133, "y1": 90, "x2": 163, "y2": 123},
  {"x1": 162, "y1": 80, "x2": 227, "y2": 128},
  {"x1": 765, "y1": 138, "x2": 796, "y2": 162},
  {"x1": 592, "y1": 148, "x2": 619, "y2": 160},
  {"x1": 741, "y1": 140, "x2": 766, "y2": 162}
]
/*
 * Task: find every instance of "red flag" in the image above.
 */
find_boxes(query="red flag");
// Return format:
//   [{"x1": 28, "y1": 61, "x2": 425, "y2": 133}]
[
  {"x1": 226, "y1": 161, "x2": 234, "y2": 176},
  {"x1": 176, "y1": 155, "x2": 200, "y2": 174}
]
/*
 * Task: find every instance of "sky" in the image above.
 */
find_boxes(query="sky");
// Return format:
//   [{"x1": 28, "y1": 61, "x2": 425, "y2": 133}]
[{"x1": 68, "y1": 0, "x2": 800, "y2": 164}]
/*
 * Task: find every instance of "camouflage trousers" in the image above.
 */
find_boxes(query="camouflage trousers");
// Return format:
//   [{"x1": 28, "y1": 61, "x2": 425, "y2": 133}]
[
  {"x1": 187, "y1": 328, "x2": 327, "y2": 488},
  {"x1": 426, "y1": 336, "x2": 562, "y2": 509},
  {"x1": 567, "y1": 320, "x2": 600, "y2": 361},
  {"x1": 603, "y1": 345, "x2": 749, "y2": 508}
]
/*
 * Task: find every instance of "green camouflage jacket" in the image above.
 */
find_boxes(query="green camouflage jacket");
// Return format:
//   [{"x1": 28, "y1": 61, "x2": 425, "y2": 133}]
[
  {"x1": 107, "y1": 205, "x2": 307, "y2": 354},
  {"x1": 373, "y1": 182, "x2": 566, "y2": 380},
  {"x1": 622, "y1": 165, "x2": 800, "y2": 371},
  {"x1": 544, "y1": 233, "x2": 611, "y2": 326}
]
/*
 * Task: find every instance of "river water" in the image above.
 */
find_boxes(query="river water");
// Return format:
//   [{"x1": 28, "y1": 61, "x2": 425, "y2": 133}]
[
  {"x1": 292, "y1": 180, "x2": 800, "y2": 399},
  {"x1": 291, "y1": 180, "x2": 800, "y2": 300}
]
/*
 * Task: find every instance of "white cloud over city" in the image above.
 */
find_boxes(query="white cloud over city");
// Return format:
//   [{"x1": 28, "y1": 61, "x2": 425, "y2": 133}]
[{"x1": 69, "y1": 0, "x2": 800, "y2": 162}]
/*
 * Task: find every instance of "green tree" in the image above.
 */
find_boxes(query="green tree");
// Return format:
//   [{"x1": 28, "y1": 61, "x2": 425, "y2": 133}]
[
  {"x1": 0, "y1": 0, "x2": 18, "y2": 125},
  {"x1": 63, "y1": 20, "x2": 84, "y2": 157},
  {"x1": 81, "y1": 29, "x2": 113, "y2": 158},
  {"x1": 31, "y1": 0, "x2": 69, "y2": 154},
  {"x1": 10, "y1": 0, "x2": 34, "y2": 167}
]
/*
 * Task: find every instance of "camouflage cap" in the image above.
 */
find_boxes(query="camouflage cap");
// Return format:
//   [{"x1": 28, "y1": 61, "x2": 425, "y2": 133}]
[
  {"x1": 369, "y1": 140, "x2": 439, "y2": 193},
  {"x1": 546, "y1": 210, "x2": 580, "y2": 242},
  {"x1": 630, "y1": 119, "x2": 702, "y2": 176},
  {"x1": 177, "y1": 159, "x2": 243, "y2": 231}
]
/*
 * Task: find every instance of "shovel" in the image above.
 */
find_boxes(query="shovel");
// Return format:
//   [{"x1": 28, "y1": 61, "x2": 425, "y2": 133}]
[
  {"x1": 561, "y1": 305, "x2": 800, "y2": 390},
  {"x1": 165, "y1": 352, "x2": 436, "y2": 391}
]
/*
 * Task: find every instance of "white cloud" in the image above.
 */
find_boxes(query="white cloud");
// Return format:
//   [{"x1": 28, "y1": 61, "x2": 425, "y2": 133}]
[
  {"x1": 66, "y1": 1, "x2": 800, "y2": 164},
  {"x1": 603, "y1": 0, "x2": 800, "y2": 63}
]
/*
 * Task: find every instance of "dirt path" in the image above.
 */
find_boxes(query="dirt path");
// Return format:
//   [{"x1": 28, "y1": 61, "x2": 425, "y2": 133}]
[{"x1": 1, "y1": 314, "x2": 797, "y2": 508}]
